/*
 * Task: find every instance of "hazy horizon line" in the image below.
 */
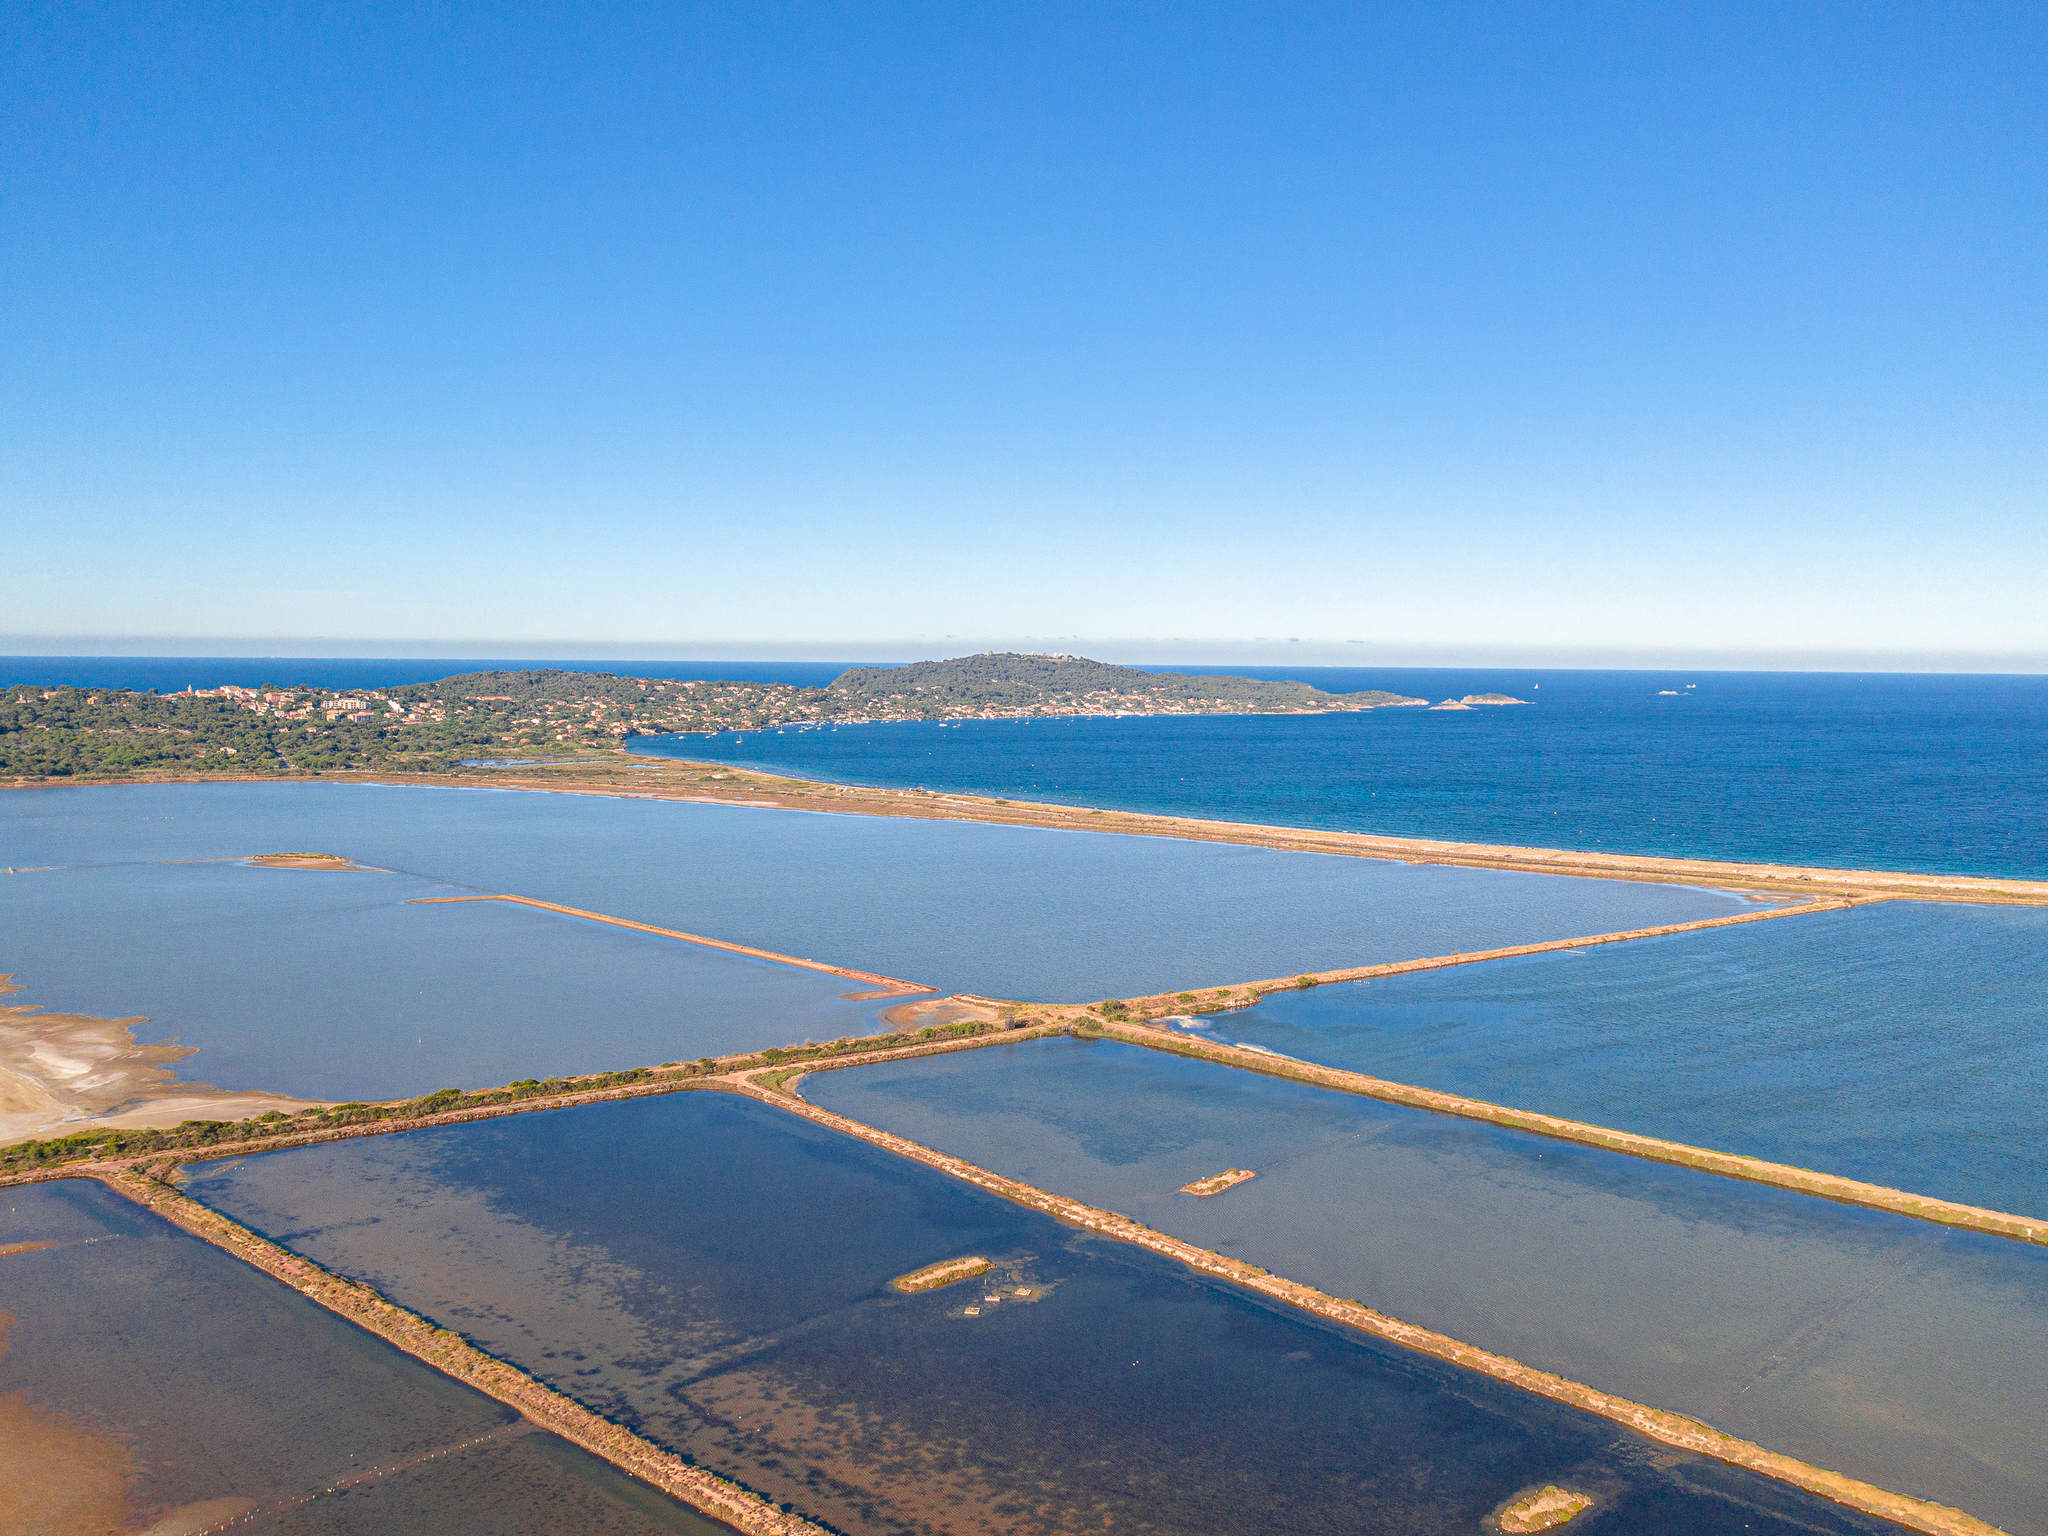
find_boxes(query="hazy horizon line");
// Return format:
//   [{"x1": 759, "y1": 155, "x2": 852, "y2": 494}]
[{"x1": 5, "y1": 635, "x2": 2048, "y2": 675}]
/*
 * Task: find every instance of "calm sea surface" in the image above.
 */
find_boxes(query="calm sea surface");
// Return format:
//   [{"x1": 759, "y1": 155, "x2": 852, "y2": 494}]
[
  {"x1": 2, "y1": 783, "x2": 1751, "y2": 1001},
  {"x1": 0, "y1": 860, "x2": 889, "y2": 1102},
  {"x1": 0, "y1": 1179, "x2": 729, "y2": 1534},
  {"x1": 810, "y1": 1039, "x2": 2048, "y2": 1536},
  {"x1": 1207, "y1": 901, "x2": 2048, "y2": 1217},
  {"x1": 644, "y1": 669, "x2": 2048, "y2": 878},
  {"x1": 12, "y1": 659, "x2": 2041, "y2": 876},
  {"x1": 192, "y1": 1091, "x2": 1901, "y2": 1536},
  {"x1": 0, "y1": 655, "x2": 853, "y2": 691}
]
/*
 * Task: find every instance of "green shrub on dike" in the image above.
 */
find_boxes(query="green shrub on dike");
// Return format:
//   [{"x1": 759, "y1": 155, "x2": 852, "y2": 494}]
[{"x1": 0, "y1": 1021, "x2": 1005, "y2": 1174}]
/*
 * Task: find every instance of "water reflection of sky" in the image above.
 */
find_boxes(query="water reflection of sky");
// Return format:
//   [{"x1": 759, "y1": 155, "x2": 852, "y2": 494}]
[
  {"x1": 0, "y1": 860, "x2": 891, "y2": 1101},
  {"x1": 0, "y1": 1179, "x2": 729, "y2": 1535},
  {"x1": 813, "y1": 1038, "x2": 2048, "y2": 1536},
  {"x1": 1219, "y1": 900, "x2": 2048, "y2": 1215},
  {"x1": 4, "y1": 781, "x2": 1758, "y2": 999},
  {"x1": 196, "y1": 1091, "x2": 1908, "y2": 1536}
]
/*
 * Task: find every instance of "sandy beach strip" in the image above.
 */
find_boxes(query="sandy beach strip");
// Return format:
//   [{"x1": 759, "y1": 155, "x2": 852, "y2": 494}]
[{"x1": 384, "y1": 760, "x2": 2048, "y2": 905}]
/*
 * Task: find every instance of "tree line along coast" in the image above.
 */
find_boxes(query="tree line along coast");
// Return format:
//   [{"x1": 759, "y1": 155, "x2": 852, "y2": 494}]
[{"x1": 0, "y1": 652, "x2": 1525, "y2": 780}]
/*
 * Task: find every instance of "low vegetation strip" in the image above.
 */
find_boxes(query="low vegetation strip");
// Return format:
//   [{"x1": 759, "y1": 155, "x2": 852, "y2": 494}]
[
  {"x1": 892, "y1": 1256, "x2": 992, "y2": 1292},
  {"x1": 1100, "y1": 1021, "x2": 2048, "y2": 1246},
  {"x1": 407, "y1": 893, "x2": 931, "y2": 993},
  {"x1": 728, "y1": 1084, "x2": 2007, "y2": 1536},
  {"x1": 92, "y1": 1168, "x2": 831, "y2": 1536},
  {"x1": 0, "y1": 1018, "x2": 1040, "y2": 1180},
  {"x1": 13, "y1": 972, "x2": 2042, "y2": 1255}
]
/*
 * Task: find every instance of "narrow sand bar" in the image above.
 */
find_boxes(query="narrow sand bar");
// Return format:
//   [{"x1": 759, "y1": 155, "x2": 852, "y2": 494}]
[
  {"x1": 408, "y1": 894, "x2": 933, "y2": 996},
  {"x1": 374, "y1": 760, "x2": 2048, "y2": 904}
]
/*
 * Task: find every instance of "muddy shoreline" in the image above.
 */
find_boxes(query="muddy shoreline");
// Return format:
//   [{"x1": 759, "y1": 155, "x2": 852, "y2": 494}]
[{"x1": 0, "y1": 977, "x2": 317, "y2": 1145}]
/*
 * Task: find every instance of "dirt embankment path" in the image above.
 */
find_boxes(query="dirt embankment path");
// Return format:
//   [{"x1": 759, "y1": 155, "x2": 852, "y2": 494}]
[
  {"x1": 407, "y1": 894, "x2": 933, "y2": 996},
  {"x1": 1087, "y1": 1018, "x2": 2048, "y2": 1245},
  {"x1": 92, "y1": 1167, "x2": 833, "y2": 1536},
  {"x1": 49, "y1": 1066, "x2": 2012, "y2": 1536},
  {"x1": 393, "y1": 758, "x2": 2048, "y2": 905},
  {"x1": 1114, "y1": 895, "x2": 1859, "y2": 1013},
  {"x1": 726, "y1": 1083, "x2": 2007, "y2": 1536}
]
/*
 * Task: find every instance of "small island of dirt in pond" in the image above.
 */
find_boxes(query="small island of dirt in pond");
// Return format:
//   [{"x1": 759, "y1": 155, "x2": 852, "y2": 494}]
[
  {"x1": 246, "y1": 851, "x2": 372, "y2": 871},
  {"x1": 892, "y1": 1256, "x2": 992, "y2": 1293},
  {"x1": 1179, "y1": 1169, "x2": 1257, "y2": 1197},
  {"x1": 1495, "y1": 1485, "x2": 1592, "y2": 1532}
]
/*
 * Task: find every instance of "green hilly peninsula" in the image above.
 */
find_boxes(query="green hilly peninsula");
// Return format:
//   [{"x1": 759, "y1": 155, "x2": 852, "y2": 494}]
[
  {"x1": 823, "y1": 653, "x2": 1422, "y2": 717},
  {"x1": 1, "y1": 653, "x2": 1425, "y2": 780}
]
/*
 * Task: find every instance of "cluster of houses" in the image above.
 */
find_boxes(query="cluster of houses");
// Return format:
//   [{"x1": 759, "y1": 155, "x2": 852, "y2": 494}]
[{"x1": 170, "y1": 685, "x2": 445, "y2": 725}]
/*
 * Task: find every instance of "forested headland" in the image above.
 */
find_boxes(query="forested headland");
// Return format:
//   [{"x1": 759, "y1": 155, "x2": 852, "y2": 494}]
[{"x1": 1, "y1": 653, "x2": 1425, "y2": 780}]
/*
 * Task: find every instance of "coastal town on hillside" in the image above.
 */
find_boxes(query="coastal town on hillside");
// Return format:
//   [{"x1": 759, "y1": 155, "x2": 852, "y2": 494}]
[{"x1": 3, "y1": 654, "x2": 1526, "y2": 780}]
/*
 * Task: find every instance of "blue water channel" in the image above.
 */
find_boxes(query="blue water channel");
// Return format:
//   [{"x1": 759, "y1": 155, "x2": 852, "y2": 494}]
[
  {"x1": 0, "y1": 1179, "x2": 729, "y2": 1534},
  {"x1": 194, "y1": 1090, "x2": 1907, "y2": 1536},
  {"x1": 1, "y1": 782, "x2": 1755, "y2": 1002},
  {"x1": 809, "y1": 1038, "x2": 2048, "y2": 1535}
]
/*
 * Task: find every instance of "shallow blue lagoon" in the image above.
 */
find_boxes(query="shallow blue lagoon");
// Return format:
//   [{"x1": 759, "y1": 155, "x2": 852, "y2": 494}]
[
  {"x1": 190, "y1": 1091, "x2": 1902, "y2": 1536},
  {"x1": 0, "y1": 1179, "x2": 729, "y2": 1534},
  {"x1": 0, "y1": 859, "x2": 887, "y2": 1101},
  {"x1": 1206, "y1": 900, "x2": 2048, "y2": 1216},
  {"x1": 807, "y1": 1039, "x2": 2048, "y2": 1536},
  {"x1": 2, "y1": 782, "x2": 1754, "y2": 1000},
  {"x1": 645, "y1": 669, "x2": 2048, "y2": 879}
]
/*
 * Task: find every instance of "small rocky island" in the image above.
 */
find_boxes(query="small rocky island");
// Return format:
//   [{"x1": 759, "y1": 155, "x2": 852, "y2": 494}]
[{"x1": 1430, "y1": 693, "x2": 1530, "y2": 710}]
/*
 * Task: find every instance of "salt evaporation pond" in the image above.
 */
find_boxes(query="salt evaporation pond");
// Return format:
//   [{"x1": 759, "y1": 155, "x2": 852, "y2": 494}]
[
  {"x1": 809, "y1": 1039, "x2": 2048, "y2": 1536},
  {"x1": 1210, "y1": 900, "x2": 2048, "y2": 1216},
  {"x1": 194, "y1": 1091, "x2": 1906, "y2": 1536},
  {"x1": 0, "y1": 860, "x2": 890, "y2": 1103},
  {"x1": 3, "y1": 782, "x2": 1758, "y2": 1000},
  {"x1": 0, "y1": 1179, "x2": 731, "y2": 1535}
]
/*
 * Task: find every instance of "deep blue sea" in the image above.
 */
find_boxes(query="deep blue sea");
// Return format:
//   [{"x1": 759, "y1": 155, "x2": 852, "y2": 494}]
[
  {"x1": 12, "y1": 658, "x2": 2044, "y2": 876},
  {"x1": 643, "y1": 668, "x2": 2048, "y2": 879},
  {"x1": 0, "y1": 654, "x2": 852, "y2": 691}
]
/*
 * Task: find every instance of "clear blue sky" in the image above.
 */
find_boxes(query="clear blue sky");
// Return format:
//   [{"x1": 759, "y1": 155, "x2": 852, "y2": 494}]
[{"x1": 5, "y1": 3, "x2": 2044, "y2": 665}]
